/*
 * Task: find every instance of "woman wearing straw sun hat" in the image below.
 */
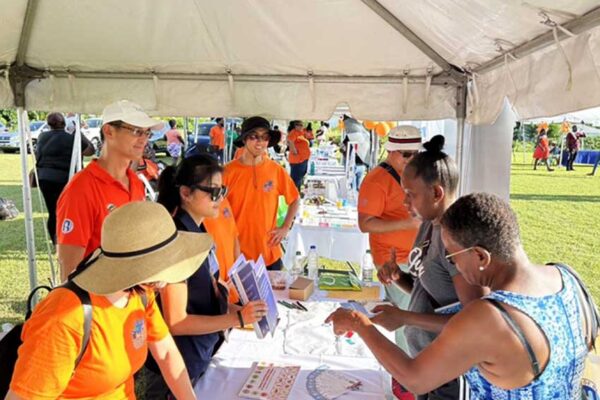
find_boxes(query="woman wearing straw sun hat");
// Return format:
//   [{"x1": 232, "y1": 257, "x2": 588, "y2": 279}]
[{"x1": 7, "y1": 201, "x2": 212, "y2": 400}]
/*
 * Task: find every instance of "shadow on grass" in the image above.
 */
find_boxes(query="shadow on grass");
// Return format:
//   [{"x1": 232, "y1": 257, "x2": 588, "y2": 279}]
[{"x1": 511, "y1": 194, "x2": 600, "y2": 203}]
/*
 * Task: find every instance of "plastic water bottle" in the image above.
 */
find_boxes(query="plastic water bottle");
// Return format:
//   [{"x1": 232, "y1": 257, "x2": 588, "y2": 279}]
[
  {"x1": 362, "y1": 249, "x2": 374, "y2": 285},
  {"x1": 309, "y1": 160, "x2": 316, "y2": 175},
  {"x1": 307, "y1": 245, "x2": 319, "y2": 282},
  {"x1": 292, "y1": 250, "x2": 303, "y2": 280}
]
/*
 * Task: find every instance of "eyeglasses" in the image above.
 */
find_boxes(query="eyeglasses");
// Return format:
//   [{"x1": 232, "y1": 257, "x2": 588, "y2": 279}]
[
  {"x1": 246, "y1": 134, "x2": 270, "y2": 142},
  {"x1": 445, "y1": 246, "x2": 476, "y2": 262},
  {"x1": 191, "y1": 185, "x2": 228, "y2": 201},
  {"x1": 110, "y1": 123, "x2": 152, "y2": 138}
]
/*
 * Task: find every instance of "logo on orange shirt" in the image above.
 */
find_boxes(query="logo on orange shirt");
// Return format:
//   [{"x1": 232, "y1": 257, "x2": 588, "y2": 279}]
[
  {"x1": 263, "y1": 180, "x2": 274, "y2": 193},
  {"x1": 131, "y1": 319, "x2": 147, "y2": 349},
  {"x1": 223, "y1": 207, "x2": 232, "y2": 218},
  {"x1": 61, "y1": 219, "x2": 74, "y2": 234}
]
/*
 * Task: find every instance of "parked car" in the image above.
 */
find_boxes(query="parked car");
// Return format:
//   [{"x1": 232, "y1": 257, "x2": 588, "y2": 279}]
[
  {"x1": 0, "y1": 131, "x2": 26, "y2": 153},
  {"x1": 82, "y1": 117, "x2": 103, "y2": 152},
  {"x1": 149, "y1": 123, "x2": 170, "y2": 155},
  {"x1": 185, "y1": 122, "x2": 214, "y2": 157},
  {"x1": 29, "y1": 120, "x2": 50, "y2": 150},
  {"x1": 0, "y1": 122, "x2": 8, "y2": 133}
]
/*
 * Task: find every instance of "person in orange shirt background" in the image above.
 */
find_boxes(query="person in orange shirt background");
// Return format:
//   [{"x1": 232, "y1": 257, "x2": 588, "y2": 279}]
[
  {"x1": 225, "y1": 116, "x2": 300, "y2": 270},
  {"x1": 357, "y1": 125, "x2": 422, "y2": 352},
  {"x1": 287, "y1": 120, "x2": 311, "y2": 190},
  {"x1": 209, "y1": 118, "x2": 225, "y2": 162},
  {"x1": 7, "y1": 201, "x2": 209, "y2": 400},
  {"x1": 56, "y1": 100, "x2": 161, "y2": 281},
  {"x1": 204, "y1": 197, "x2": 242, "y2": 303}
]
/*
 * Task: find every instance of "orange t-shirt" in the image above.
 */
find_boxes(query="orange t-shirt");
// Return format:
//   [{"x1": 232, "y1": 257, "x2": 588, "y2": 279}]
[
  {"x1": 358, "y1": 165, "x2": 418, "y2": 266},
  {"x1": 209, "y1": 125, "x2": 225, "y2": 150},
  {"x1": 10, "y1": 288, "x2": 169, "y2": 399},
  {"x1": 204, "y1": 198, "x2": 240, "y2": 303},
  {"x1": 223, "y1": 158, "x2": 299, "y2": 266},
  {"x1": 288, "y1": 129, "x2": 311, "y2": 164},
  {"x1": 234, "y1": 147, "x2": 245, "y2": 160},
  {"x1": 56, "y1": 160, "x2": 146, "y2": 258}
]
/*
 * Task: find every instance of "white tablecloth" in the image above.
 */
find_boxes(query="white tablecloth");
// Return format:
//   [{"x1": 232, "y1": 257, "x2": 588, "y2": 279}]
[{"x1": 194, "y1": 295, "x2": 393, "y2": 399}]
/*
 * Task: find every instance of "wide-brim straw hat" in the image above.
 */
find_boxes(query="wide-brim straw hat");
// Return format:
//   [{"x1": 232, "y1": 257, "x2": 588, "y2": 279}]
[
  {"x1": 72, "y1": 201, "x2": 212, "y2": 295},
  {"x1": 384, "y1": 125, "x2": 422, "y2": 152}
]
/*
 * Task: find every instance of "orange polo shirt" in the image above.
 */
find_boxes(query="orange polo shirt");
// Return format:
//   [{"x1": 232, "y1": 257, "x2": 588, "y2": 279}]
[
  {"x1": 358, "y1": 165, "x2": 418, "y2": 266},
  {"x1": 209, "y1": 125, "x2": 225, "y2": 150},
  {"x1": 223, "y1": 158, "x2": 299, "y2": 266},
  {"x1": 56, "y1": 160, "x2": 146, "y2": 258},
  {"x1": 10, "y1": 288, "x2": 168, "y2": 399},
  {"x1": 204, "y1": 198, "x2": 241, "y2": 303},
  {"x1": 288, "y1": 129, "x2": 311, "y2": 164}
]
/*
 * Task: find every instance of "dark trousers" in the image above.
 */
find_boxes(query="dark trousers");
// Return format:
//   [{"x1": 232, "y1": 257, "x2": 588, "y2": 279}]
[
  {"x1": 567, "y1": 150, "x2": 578, "y2": 170},
  {"x1": 267, "y1": 259, "x2": 283, "y2": 270},
  {"x1": 290, "y1": 160, "x2": 308, "y2": 191},
  {"x1": 38, "y1": 179, "x2": 67, "y2": 244},
  {"x1": 416, "y1": 376, "x2": 467, "y2": 400}
]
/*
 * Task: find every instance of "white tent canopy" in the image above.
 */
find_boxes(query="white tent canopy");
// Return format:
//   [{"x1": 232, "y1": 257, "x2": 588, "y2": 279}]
[
  {"x1": 3, "y1": 0, "x2": 600, "y2": 291},
  {"x1": 1, "y1": 0, "x2": 600, "y2": 123}
]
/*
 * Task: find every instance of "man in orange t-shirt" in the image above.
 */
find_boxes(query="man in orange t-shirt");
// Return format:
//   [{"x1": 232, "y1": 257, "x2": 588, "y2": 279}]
[
  {"x1": 204, "y1": 198, "x2": 241, "y2": 303},
  {"x1": 287, "y1": 120, "x2": 311, "y2": 190},
  {"x1": 225, "y1": 117, "x2": 300, "y2": 270},
  {"x1": 56, "y1": 100, "x2": 162, "y2": 281},
  {"x1": 209, "y1": 118, "x2": 226, "y2": 161},
  {"x1": 358, "y1": 125, "x2": 422, "y2": 351}
]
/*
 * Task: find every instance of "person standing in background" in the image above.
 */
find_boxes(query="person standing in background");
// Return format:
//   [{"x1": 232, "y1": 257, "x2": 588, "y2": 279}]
[
  {"x1": 566, "y1": 125, "x2": 586, "y2": 171},
  {"x1": 35, "y1": 112, "x2": 94, "y2": 244},
  {"x1": 166, "y1": 119, "x2": 185, "y2": 166},
  {"x1": 209, "y1": 118, "x2": 226, "y2": 162},
  {"x1": 287, "y1": 120, "x2": 311, "y2": 190}
]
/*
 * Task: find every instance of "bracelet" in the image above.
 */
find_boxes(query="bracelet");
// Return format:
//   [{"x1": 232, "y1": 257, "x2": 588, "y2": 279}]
[{"x1": 237, "y1": 310, "x2": 245, "y2": 328}]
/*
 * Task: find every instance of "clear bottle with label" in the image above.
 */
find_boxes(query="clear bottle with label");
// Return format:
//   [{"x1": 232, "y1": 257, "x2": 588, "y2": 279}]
[
  {"x1": 307, "y1": 245, "x2": 319, "y2": 282},
  {"x1": 362, "y1": 249, "x2": 374, "y2": 285},
  {"x1": 291, "y1": 250, "x2": 304, "y2": 280}
]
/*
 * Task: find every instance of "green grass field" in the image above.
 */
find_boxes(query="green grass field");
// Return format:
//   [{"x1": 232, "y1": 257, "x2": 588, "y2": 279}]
[{"x1": 0, "y1": 153, "x2": 599, "y2": 325}]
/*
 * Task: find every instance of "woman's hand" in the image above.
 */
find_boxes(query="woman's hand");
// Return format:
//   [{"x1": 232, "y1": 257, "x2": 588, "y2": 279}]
[
  {"x1": 240, "y1": 300, "x2": 268, "y2": 324},
  {"x1": 377, "y1": 249, "x2": 402, "y2": 284},
  {"x1": 370, "y1": 305, "x2": 408, "y2": 331},
  {"x1": 325, "y1": 308, "x2": 372, "y2": 336}
]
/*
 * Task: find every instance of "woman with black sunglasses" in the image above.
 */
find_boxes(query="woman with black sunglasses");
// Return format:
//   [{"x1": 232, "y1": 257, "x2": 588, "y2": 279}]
[{"x1": 143, "y1": 154, "x2": 268, "y2": 398}]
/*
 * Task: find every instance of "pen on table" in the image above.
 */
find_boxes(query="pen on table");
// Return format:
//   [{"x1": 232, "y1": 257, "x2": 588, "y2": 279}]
[
  {"x1": 277, "y1": 300, "x2": 294, "y2": 309},
  {"x1": 295, "y1": 301, "x2": 308, "y2": 312}
]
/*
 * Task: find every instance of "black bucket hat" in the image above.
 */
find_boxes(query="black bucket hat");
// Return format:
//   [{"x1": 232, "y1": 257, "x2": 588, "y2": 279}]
[{"x1": 234, "y1": 116, "x2": 281, "y2": 148}]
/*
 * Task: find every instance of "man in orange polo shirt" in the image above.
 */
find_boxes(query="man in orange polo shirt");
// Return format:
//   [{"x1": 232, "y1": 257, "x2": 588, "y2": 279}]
[
  {"x1": 225, "y1": 116, "x2": 300, "y2": 270},
  {"x1": 357, "y1": 125, "x2": 422, "y2": 350},
  {"x1": 287, "y1": 120, "x2": 311, "y2": 190},
  {"x1": 56, "y1": 100, "x2": 163, "y2": 281},
  {"x1": 209, "y1": 118, "x2": 225, "y2": 161}
]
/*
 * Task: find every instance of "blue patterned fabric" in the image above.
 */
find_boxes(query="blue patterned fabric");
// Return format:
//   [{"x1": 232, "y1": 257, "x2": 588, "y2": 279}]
[{"x1": 465, "y1": 265, "x2": 588, "y2": 399}]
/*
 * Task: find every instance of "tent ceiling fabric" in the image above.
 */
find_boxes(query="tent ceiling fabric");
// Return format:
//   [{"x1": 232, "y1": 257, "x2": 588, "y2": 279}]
[{"x1": 1, "y1": 0, "x2": 600, "y2": 123}]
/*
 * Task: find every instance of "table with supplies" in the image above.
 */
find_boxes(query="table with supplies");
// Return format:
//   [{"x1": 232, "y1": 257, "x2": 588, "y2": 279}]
[
  {"x1": 194, "y1": 284, "x2": 393, "y2": 399},
  {"x1": 283, "y1": 201, "x2": 369, "y2": 267}
]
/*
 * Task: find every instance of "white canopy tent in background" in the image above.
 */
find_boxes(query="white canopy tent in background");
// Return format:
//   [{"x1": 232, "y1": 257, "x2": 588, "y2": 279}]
[{"x1": 2, "y1": 0, "x2": 600, "y2": 290}]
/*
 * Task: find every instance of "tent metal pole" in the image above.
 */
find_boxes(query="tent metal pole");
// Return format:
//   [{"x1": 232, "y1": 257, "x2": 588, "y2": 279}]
[
  {"x1": 17, "y1": 107, "x2": 38, "y2": 293},
  {"x1": 16, "y1": 0, "x2": 40, "y2": 66},
  {"x1": 455, "y1": 82, "x2": 468, "y2": 195},
  {"x1": 476, "y1": 5, "x2": 600, "y2": 75},
  {"x1": 521, "y1": 122, "x2": 526, "y2": 164}
]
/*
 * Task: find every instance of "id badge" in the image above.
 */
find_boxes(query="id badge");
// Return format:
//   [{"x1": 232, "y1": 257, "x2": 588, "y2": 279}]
[{"x1": 208, "y1": 249, "x2": 219, "y2": 276}]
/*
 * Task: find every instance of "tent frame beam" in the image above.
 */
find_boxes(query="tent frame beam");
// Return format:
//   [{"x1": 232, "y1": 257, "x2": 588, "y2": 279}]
[
  {"x1": 360, "y1": 0, "x2": 465, "y2": 83},
  {"x1": 2, "y1": 68, "x2": 460, "y2": 86},
  {"x1": 476, "y1": 5, "x2": 600, "y2": 75},
  {"x1": 7, "y1": 63, "x2": 45, "y2": 108},
  {"x1": 16, "y1": 0, "x2": 40, "y2": 67}
]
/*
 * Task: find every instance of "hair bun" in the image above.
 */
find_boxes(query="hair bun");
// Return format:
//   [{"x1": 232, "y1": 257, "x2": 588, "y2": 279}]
[{"x1": 423, "y1": 135, "x2": 445, "y2": 153}]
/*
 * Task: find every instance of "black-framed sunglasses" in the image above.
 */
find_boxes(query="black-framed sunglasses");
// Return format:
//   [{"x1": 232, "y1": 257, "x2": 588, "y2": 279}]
[
  {"x1": 109, "y1": 123, "x2": 152, "y2": 138},
  {"x1": 191, "y1": 185, "x2": 228, "y2": 201}
]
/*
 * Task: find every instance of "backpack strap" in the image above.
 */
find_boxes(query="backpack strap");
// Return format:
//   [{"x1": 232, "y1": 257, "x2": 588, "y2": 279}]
[
  {"x1": 486, "y1": 298, "x2": 542, "y2": 377},
  {"x1": 378, "y1": 162, "x2": 402, "y2": 187},
  {"x1": 61, "y1": 281, "x2": 92, "y2": 368},
  {"x1": 552, "y1": 263, "x2": 600, "y2": 349}
]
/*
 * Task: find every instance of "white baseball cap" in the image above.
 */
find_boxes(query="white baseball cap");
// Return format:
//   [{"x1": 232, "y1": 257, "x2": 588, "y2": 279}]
[
  {"x1": 384, "y1": 125, "x2": 422, "y2": 152},
  {"x1": 101, "y1": 100, "x2": 163, "y2": 130}
]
